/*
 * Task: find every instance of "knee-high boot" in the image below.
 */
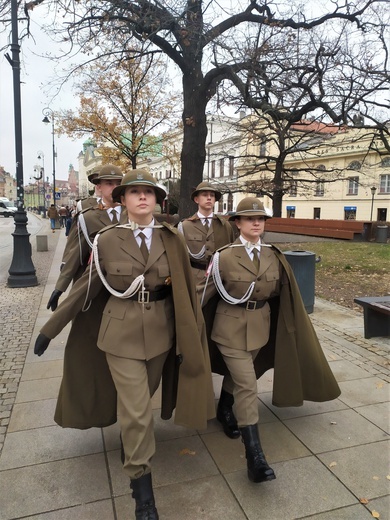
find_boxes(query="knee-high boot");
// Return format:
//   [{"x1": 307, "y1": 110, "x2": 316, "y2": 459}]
[
  {"x1": 130, "y1": 473, "x2": 159, "y2": 520},
  {"x1": 240, "y1": 424, "x2": 276, "y2": 483},
  {"x1": 217, "y1": 389, "x2": 240, "y2": 439}
]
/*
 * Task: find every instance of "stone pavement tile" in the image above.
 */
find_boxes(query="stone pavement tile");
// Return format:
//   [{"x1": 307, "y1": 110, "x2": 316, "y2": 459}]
[
  {"x1": 8, "y1": 398, "x2": 57, "y2": 432},
  {"x1": 257, "y1": 369, "x2": 274, "y2": 393},
  {"x1": 302, "y1": 504, "x2": 374, "y2": 519},
  {"x1": 328, "y1": 359, "x2": 374, "y2": 381},
  {"x1": 321, "y1": 346, "x2": 343, "y2": 361},
  {"x1": 355, "y1": 402, "x2": 390, "y2": 433},
  {"x1": 0, "y1": 453, "x2": 110, "y2": 519},
  {"x1": 21, "y1": 500, "x2": 115, "y2": 519},
  {"x1": 21, "y1": 359, "x2": 63, "y2": 381},
  {"x1": 337, "y1": 377, "x2": 389, "y2": 408},
  {"x1": 225, "y1": 456, "x2": 357, "y2": 520},
  {"x1": 15, "y1": 376, "x2": 61, "y2": 403},
  {"x1": 114, "y1": 475, "x2": 248, "y2": 520},
  {"x1": 366, "y1": 495, "x2": 390, "y2": 520},
  {"x1": 260, "y1": 392, "x2": 348, "y2": 420},
  {"x1": 318, "y1": 440, "x2": 390, "y2": 499},
  {"x1": 108, "y1": 434, "x2": 220, "y2": 496},
  {"x1": 0, "y1": 425, "x2": 103, "y2": 469},
  {"x1": 25, "y1": 340, "x2": 65, "y2": 363},
  {"x1": 284, "y1": 409, "x2": 387, "y2": 453}
]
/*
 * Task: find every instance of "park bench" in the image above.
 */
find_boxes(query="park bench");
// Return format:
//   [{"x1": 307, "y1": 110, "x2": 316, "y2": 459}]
[
  {"x1": 265, "y1": 218, "x2": 365, "y2": 240},
  {"x1": 353, "y1": 296, "x2": 390, "y2": 339}
]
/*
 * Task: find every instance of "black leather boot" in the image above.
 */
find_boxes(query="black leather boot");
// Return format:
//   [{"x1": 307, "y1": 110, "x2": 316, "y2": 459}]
[
  {"x1": 217, "y1": 389, "x2": 240, "y2": 439},
  {"x1": 130, "y1": 473, "x2": 159, "y2": 520},
  {"x1": 240, "y1": 425, "x2": 276, "y2": 483}
]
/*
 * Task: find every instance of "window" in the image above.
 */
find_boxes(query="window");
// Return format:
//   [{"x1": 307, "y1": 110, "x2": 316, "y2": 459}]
[
  {"x1": 344, "y1": 207, "x2": 357, "y2": 220},
  {"x1": 379, "y1": 174, "x2": 390, "y2": 194},
  {"x1": 217, "y1": 199, "x2": 223, "y2": 213},
  {"x1": 348, "y1": 160, "x2": 361, "y2": 170},
  {"x1": 211, "y1": 160, "x2": 215, "y2": 179},
  {"x1": 219, "y1": 158, "x2": 225, "y2": 178},
  {"x1": 314, "y1": 180, "x2": 324, "y2": 197},
  {"x1": 347, "y1": 176, "x2": 359, "y2": 195},
  {"x1": 227, "y1": 193, "x2": 233, "y2": 213},
  {"x1": 289, "y1": 181, "x2": 298, "y2": 197},
  {"x1": 313, "y1": 208, "x2": 321, "y2": 219},
  {"x1": 286, "y1": 206, "x2": 295, "y2": 218},
  {"x1": 229, "y1": 156, "x2": 234, "y2": 177},
  {"x1": 259, "y1": 135, "x2": 267, "y2": 157}
]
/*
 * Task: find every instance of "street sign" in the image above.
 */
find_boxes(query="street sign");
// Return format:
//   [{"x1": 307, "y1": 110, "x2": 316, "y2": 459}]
[{"x1": 55, "y1": 193, "x2": 61, "y2": 200}]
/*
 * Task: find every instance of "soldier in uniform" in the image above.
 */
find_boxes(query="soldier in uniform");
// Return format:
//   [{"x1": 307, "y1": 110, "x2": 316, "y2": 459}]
[
  {"x1": 45, "y1": 164, "x2": 124, "y2": 429},
  {"x1": 199, "y1": 197, "x2": 340, "y2": 484},
  {"x1": 34, "y1": 170, "x2": 214, "y2": 520},
  {"x1": 178, "y1": 182, "x2": 240, "y2": 440}
]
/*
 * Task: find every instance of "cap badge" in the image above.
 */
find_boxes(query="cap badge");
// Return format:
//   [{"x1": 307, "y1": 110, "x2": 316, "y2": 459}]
[
  {"x1": 137, "y1": 172, "x2": 144, "y2": 180},
  {"x1": 252, "y1": 203, "x2": 259, "y2": 209}
]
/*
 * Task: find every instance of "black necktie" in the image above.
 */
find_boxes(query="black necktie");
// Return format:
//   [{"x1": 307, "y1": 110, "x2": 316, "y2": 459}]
[
  {"x1": 138, "y1": 232, "x2": 149, "y2": 262},
  {"x1": 252, "y1": 248, "x2": 259, "y2": 270},
  {"x1": 204, "y1": 218, "x2": 209, "y2": 231},
  {"x1": 111, "y1": 209, "x2": 118, "y2": 224}
]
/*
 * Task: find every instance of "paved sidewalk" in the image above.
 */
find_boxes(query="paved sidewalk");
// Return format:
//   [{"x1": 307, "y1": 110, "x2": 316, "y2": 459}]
[{"x1": 0, "y1": 228, "x2": 389, "y2": 520}]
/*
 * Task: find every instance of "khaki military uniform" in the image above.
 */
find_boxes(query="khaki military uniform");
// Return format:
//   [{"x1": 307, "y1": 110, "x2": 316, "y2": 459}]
[
  {"x1": 53, "y1": 206, "x2": 126, "y2": 429},
  {"x1": 41, "y1": 223, "x2": 215, "y2": 477}
]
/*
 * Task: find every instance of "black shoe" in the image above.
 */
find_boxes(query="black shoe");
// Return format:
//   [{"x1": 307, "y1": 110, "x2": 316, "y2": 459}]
[
  {"x1": 240, "y1": 424, "x2": 276, "y2": 483},
  {"x1": 217, "y1": 389, "x2": 240, "y2": 439},
  {"x1": 130, "y1": 473, "x2": 159, "y2": 520}
]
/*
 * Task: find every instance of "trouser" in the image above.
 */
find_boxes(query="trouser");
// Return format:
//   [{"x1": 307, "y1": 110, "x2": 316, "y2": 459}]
[
  {"x1": 217, "y1": 344, "x2": 260, "y2": 427},
  {"x1": 50, "y1": 218, "x2": 56, "y2": 230},
  {"x1": 105, "y1": 350, "x2": 169, "y2": 479}
]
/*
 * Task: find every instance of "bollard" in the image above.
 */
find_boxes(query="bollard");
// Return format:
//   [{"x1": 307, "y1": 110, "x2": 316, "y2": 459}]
[{"x1": 36, "y1": 235, "x2": 48, "y2": 252}]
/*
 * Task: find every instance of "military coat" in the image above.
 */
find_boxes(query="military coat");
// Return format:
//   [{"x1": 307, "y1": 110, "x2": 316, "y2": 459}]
[
  {"x1": 41, "y1": 223, "x2": 215, "y2": 430},
  {"x1": 201, "y1": 245, "x2": 341, "y2": 407}
]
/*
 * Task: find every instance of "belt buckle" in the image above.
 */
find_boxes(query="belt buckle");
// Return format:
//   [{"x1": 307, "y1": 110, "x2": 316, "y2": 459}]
[
  {"x1": 138, "y1": 290, "x2": 150, "y2": 304},
  {"x1": 246, "y1": 300, "x2": 256, "y2": 311}
]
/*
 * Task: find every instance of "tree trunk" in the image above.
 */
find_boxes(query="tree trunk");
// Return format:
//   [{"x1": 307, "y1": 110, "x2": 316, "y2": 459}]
[{"x1": 179, "y1": 72, "x2": 208, "y2": 218}]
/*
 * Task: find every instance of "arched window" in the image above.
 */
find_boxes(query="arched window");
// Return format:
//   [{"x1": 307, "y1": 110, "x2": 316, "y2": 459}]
[{"x1": 348, "y1": 160, "x2": 362, "y2": 170}]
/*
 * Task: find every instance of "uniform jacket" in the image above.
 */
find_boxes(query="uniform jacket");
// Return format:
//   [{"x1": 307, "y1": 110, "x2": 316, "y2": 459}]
[
  {"x1": 199, "y1": 239, "x2": 282, "y2": 350},
  {"x1": 56, "y1": 205, "x2": 126, "y2": 292},
  {"x1": 180, "y1": 214, "x2": 234, "y2": 284},
  {"x1": 201, "y1": 245, "x2": 341, "y2": 407},
  {"x1": 41, "y1": 223, "x2": 215, "y2": 430}
]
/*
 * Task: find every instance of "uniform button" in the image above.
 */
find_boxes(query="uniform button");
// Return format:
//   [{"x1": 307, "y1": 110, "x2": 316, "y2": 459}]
[
  {"x1": 116, "y1": 269, "x2": 120, "y2": 272},
  {"x1": 257, "y1": 277, "x2": 261, "y2": 281},
  {"x1": 108, "y1": 310, "x2": 111, "y2": 314},
  {"x1": 145, "y1": 305, "x2": 151, "y2": 310},
  {"x1": 255, "y1": 289, "x2": 260, "y2": 293}
]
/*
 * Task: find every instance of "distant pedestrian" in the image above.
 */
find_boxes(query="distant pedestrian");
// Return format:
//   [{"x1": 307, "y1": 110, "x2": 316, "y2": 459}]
[
  {"x1": 58, "y1": 206, "x2": 68, "y2": 228},
  {"x1": 47, "y1": 204, "x2": 59, "y2": 232},
  {"x1": 65, "y1": 206, "x2": 72, "y2": 237}
]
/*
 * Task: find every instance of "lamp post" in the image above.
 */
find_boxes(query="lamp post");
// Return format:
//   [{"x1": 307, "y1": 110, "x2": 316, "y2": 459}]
[
  {"x1": 370, "y1": 186, "x2": 377, "y2": 221},
  {"x1": 207, "y1": 116, "x2": 214, "y2": 181},
  {"x1": 5, "y1": 0, "x2": 37, "y2": 287},
  {"x1": 42, "y1": 108, "x2": 56, "y2": 205},
  {"x1": 37, "y1": 151, "x2": 46, "y2": 217}
]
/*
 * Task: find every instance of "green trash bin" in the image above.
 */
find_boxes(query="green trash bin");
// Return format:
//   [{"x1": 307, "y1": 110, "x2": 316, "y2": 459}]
[
  {"x1": 376, "y1": 225, "x2": 388, "y2": 244},
  {"x1": 283, "y1": 250, "x2": 320, "y2": 314}
]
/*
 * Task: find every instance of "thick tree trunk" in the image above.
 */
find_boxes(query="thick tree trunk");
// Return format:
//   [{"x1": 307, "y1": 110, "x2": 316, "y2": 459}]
[{"x1": 179, "y1": 73, "x2": 208, "y2": 218}]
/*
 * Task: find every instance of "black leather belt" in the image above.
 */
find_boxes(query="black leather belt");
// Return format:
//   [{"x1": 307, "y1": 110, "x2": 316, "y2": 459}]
[
  {"x1": 127, "y1": 287, "x2": 171, "y2": 303},
  {"x1": 190, "y1": 260, "x2": 207, "y2": 270},
  {"x1": 236, "y1": 299, "x2": 267, "y2": 311}
]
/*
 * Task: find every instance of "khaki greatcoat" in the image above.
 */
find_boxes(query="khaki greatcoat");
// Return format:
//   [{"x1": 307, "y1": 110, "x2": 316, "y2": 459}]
[{"x1": 41, "y1": 223, "x2": 215, "y2": 430}]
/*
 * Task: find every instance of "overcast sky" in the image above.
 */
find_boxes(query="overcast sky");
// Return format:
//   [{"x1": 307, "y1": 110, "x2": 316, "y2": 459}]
[{"x1": 0, "y1": 13, "x2": 85, "y2": 184}]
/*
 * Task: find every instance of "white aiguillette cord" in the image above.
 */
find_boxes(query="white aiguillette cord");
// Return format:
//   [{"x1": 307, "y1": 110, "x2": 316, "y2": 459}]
[
  {"x1": 200, "y1": 242, "x2": 272, "y2": 306},
  {"x1": 81, "y1": 221, "x2": 164, "y2": 312}
]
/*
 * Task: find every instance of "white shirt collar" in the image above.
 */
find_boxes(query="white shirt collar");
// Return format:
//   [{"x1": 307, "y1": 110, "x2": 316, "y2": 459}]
[
  {"x1": 239, "y1": 235, "x2": 261, "y2": 251},
  {"x1": 197, "y1": 211, "x2": 213, "y2": 221},
  {"x1": 133, "y1": 219, "x2": 154, "y2": 239}
]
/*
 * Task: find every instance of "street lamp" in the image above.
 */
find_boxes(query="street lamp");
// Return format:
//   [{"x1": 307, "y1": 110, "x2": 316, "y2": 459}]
[
  {"x1": 42, "y1": 108, "x2": 56, "y2": 205},
  {"x1": 370, "y1": 186, "x2": 377, "y2": 221},
  {"x1": 37, "y1": 151, "x2": 46, "y2": 217}
]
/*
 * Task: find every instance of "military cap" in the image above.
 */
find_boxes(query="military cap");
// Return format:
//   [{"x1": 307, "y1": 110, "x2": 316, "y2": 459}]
[
  {"x1": 112, "y1": 169, "x2": 166, "y2": 205},
  {"x1": 191, "y1": 181, "x2": 222, "y2": 202},
  {"x1": 91, "y1": 164, "x2": 123, "y2": 184},
  {"x1": 229, "y1": 197, "x2": 270, "y2": 220}
]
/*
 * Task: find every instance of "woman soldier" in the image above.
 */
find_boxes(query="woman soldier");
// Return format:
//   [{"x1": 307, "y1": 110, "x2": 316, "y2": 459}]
[
  {"x1": 34, "y1": 170, "x2": 215, "y2": 520},
  {"x1": 199, "y1": 197, "x2": 340, "y2": 484}
]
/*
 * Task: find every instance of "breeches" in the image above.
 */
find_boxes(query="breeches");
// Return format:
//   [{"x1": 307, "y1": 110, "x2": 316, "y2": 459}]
[
  {"x1": 105, "y1": 350, "x2": 169, "y2": 479},
  {"x1": 217, "y1": 344, "x2": 260, "y2": 427}
]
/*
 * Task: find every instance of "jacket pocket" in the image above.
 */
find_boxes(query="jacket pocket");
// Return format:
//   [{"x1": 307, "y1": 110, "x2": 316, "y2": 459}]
[{"x1": 106, "y1": 262, "x2": 133, "y2": 276}]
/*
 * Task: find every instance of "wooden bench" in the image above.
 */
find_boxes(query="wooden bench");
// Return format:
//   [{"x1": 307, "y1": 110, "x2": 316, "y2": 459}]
[
  {"x1": 353, "y1": 296, "x2": 390, "y2": 339},
  {"x1": 265, "y1": 218, "x2": 365, "y2": 240}
]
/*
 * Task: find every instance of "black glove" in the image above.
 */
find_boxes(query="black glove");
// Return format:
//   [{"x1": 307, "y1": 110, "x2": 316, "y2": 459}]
[
  {"x1": 34, "y1": 334, "x2": 51, "y2": 356},
  {"x1": 47, "y1": 289, "x2": 63, "y2": 311}
]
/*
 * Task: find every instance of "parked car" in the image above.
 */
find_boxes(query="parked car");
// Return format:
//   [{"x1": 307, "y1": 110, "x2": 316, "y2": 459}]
[{"x1": 0, "y1": 197, "x2": 17, "y2": 217}]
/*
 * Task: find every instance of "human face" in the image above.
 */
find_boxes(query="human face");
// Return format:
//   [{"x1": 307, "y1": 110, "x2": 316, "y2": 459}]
[
  {"x1": 121, "y1": 185, "x2": 157, "y2": 225},
  {"x1": 235, "y1": 216, "x2": 266, "y2": 243},
  {"x1": 194, "y1": 191, "x2": 216, "y2": 216},
  {"x1": 96, "y1": 179, "x2": 121, "y2": 206}
]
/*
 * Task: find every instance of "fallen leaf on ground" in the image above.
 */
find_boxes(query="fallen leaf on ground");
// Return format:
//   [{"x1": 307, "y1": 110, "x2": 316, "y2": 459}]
[
  {"x1": 371, "y1": 511, "x2": 380, "y2": 518},
  {"x1": 329, "y1": 461, "x2": 337, "y2": 468},
  {"x1": 359, "y1": 498, "x2": 369, "y2": 504},
  {"x1": 372, "y1": 476, "x2": 380, "y2": 480},
  {"x1": 179, "y1": 448, "x2": 196, "y2": 456}
]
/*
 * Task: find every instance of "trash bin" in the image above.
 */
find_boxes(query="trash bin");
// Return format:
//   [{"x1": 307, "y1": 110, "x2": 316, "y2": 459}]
[
  {"x1": 36, "y1": 235, "x2": 48, "y2": 252},
  {"x1": 376, "y1": 225, "x2": 388, "y2": 244},
  {"x1": 283, "y1": 250, "x2": 319, "y2": 314}
]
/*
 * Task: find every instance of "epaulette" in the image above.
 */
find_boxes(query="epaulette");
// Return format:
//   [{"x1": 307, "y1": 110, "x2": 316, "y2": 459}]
[
  {"x1": 97, "y1": 223, "x2": 118, "y2": 235},
  {"x1": 161, "y1": 221, "x2": 179, "y2": 234},
  {"x1": 214, "y1": 243, "x2": 233, "y2": 254}
]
